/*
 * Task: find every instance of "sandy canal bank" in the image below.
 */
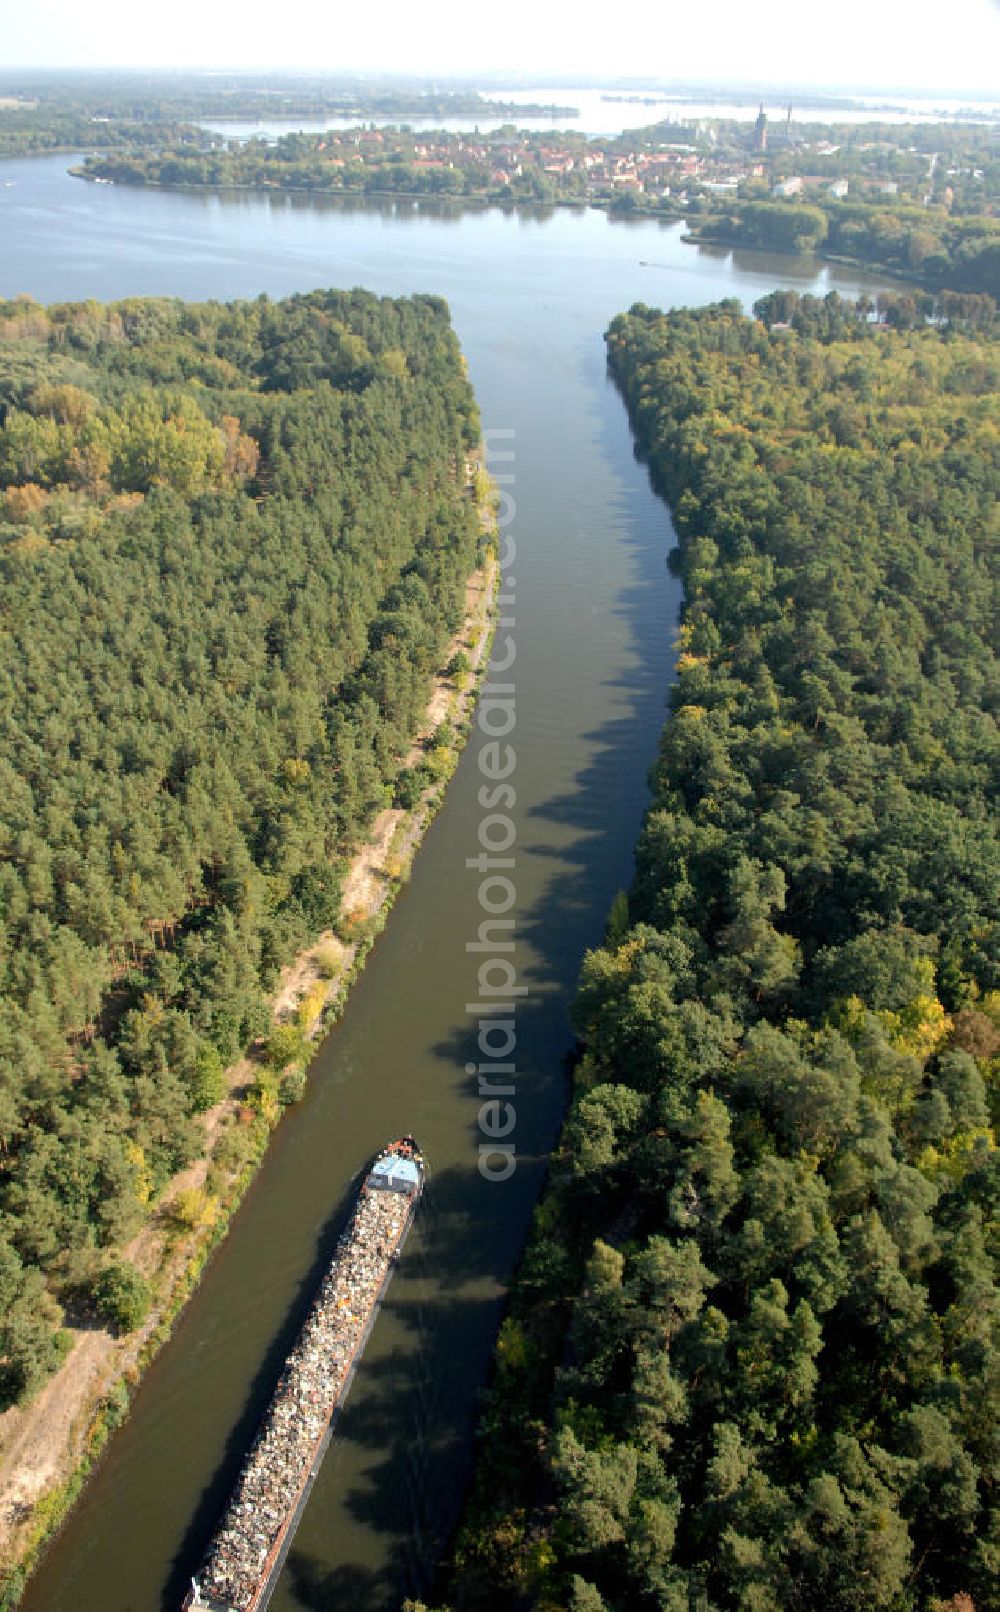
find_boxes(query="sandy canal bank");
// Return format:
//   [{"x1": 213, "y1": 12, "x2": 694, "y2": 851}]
[{"x1": 0, "y1": 522, "x2": 498, "y2": 1598}]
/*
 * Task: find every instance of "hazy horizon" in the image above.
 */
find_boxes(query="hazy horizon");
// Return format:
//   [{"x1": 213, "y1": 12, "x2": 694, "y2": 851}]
[
  {"x1": 1, "y1": 68, "x2": 998, "y2": 104},
  {"x1": 2, "y1": 0, "x2": 999, "y2": 98}
]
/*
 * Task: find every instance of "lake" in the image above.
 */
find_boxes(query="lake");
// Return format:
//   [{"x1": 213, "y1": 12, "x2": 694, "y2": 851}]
[{"x1": 196, "y1": 83, "x2": 1000, "y2": 139}]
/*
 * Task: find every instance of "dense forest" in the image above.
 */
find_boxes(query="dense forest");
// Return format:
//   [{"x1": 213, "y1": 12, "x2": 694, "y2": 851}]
[
  {"x1": 433, "y1": 297, "x2": 999, "y2": 1612},
  {"x1": 0, "y1": 288, "x2": 481, "y2": 1406}
]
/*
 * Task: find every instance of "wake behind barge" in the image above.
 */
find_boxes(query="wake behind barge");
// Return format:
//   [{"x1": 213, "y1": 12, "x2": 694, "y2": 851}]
[{"x1": 183, "y1": 1137, "x2": 424, "y2": 1612}]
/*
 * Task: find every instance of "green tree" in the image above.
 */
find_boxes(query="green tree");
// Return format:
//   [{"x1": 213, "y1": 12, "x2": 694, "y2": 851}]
[{"x1": 92, "y1": 1261, "x2": 153, "y2": 1334}]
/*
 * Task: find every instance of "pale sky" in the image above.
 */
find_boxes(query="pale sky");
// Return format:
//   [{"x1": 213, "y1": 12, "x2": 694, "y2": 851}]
[{"x1": 1, "y1": 0, "x2": 999, "y2": 95}]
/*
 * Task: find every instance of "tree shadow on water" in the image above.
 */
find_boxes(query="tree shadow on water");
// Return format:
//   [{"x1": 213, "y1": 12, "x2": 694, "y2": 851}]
[{"x1": 282, "y1": 1554, "x2": 393, "y2": 1612}]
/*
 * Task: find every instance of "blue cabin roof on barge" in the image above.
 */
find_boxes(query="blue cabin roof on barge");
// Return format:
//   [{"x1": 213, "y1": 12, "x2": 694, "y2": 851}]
[{"x1": 368, "y1": 1153, "x2": 421, "y2": 1192}]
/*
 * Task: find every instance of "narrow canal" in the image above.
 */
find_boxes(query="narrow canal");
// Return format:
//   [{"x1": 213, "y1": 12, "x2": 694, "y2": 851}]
[{"x1": 0, "y1": 157, "x2": 895, "y2": 1611}]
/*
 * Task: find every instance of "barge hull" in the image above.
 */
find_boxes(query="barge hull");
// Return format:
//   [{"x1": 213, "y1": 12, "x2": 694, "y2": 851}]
[
  {"x1": 248, "y1": 1197, "x2": 419, "y2": 1612},
  {"x1": 184, "y1": 1139, "x2": 424, "y2": 1612}
]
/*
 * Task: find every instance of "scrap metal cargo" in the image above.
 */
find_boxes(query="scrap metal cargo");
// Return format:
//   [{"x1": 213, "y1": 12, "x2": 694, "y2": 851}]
[{"x1": 183, "y1": 1138, "x2": 425, "y2": 1612}]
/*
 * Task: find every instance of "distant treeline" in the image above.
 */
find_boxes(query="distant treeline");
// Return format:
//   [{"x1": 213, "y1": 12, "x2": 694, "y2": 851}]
[
  {"x1": 0, "y1": 288, "x2": 481, "y2": 1405},
  {"x1": 0, "y1": 70, "x2": 576, "y2": 121},
  {"x1": 0, "y1": 72, "x2": 577, "y2": 156},
  {"x1": 0, "y1": 114, "x2": 206, "y2": 157},
  {"x1": 433, "y1": 298, "x2": 999, "y2": 1612}
]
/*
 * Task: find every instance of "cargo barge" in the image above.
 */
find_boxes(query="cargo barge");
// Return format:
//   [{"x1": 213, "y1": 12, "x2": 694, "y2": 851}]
[{"x1": 183, "y1": 1137, "x2": 424, "y2": 1612}]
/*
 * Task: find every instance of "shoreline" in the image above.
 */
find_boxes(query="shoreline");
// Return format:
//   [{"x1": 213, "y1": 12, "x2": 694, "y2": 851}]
[
  {"x1": 68, "y1": 164, "x2": 686, "y2": 220},
  {"x1": 0, "y1": 474, "x2": 499, "y2": 1608},
  {"x1": 68, "y1": 173, "x2": 932, "y2": 283},
  {"x1": 680, "y1": 227, "x2": 922, "y2": 288}
]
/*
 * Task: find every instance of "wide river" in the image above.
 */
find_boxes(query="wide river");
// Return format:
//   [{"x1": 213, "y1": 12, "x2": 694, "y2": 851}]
[{"x1": 2, "y1": 156, "x2": 894, "y2": 1612}]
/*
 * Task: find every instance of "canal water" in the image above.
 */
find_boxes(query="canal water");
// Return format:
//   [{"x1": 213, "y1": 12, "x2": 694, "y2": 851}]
[{"x1": 0, "y1": 157, "x2": 894, "y2": 1612}]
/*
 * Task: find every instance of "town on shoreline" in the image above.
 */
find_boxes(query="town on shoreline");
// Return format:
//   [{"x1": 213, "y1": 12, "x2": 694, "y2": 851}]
[{"x1": 71, "y1": 110, "x2": 999, "y2": 294}]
